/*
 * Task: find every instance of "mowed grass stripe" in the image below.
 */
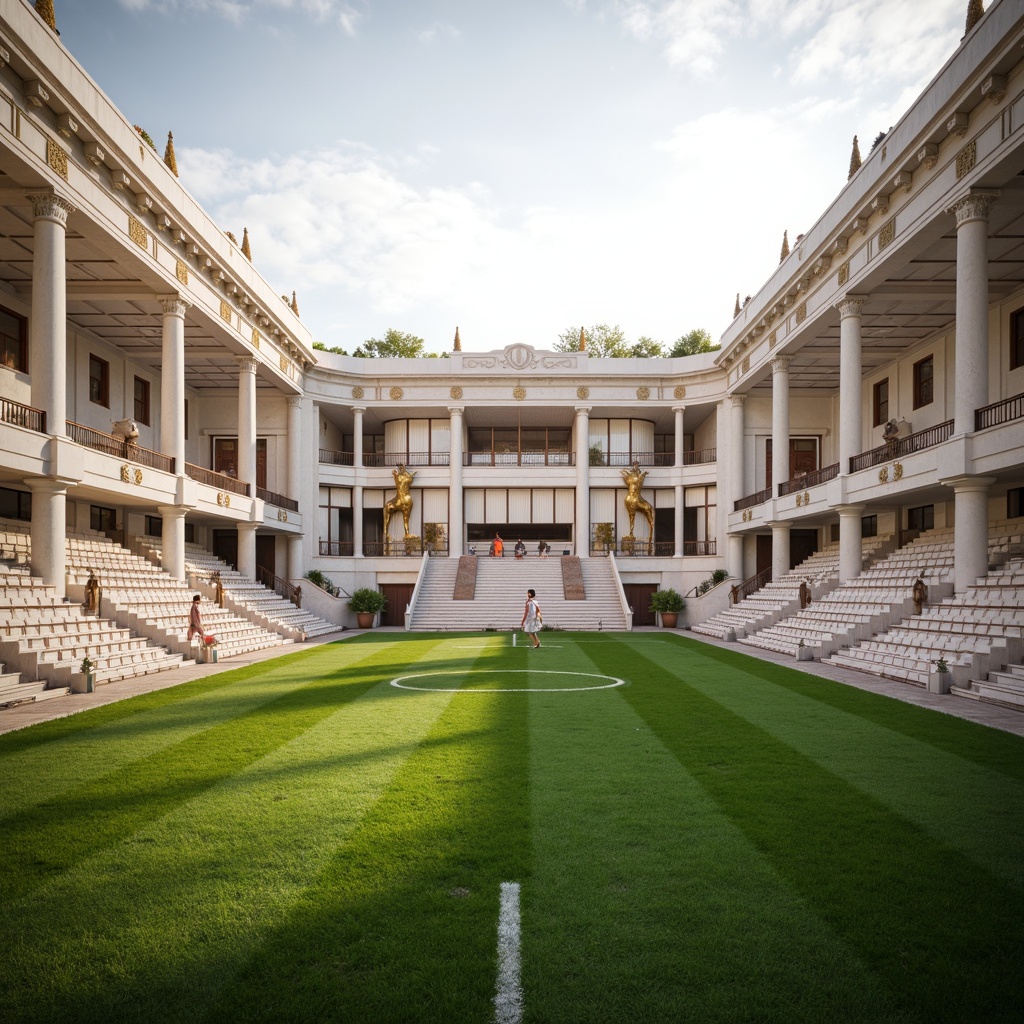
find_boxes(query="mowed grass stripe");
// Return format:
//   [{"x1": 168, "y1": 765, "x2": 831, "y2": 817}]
[
  {"x1": 602, "y1": 637, "x2": 1024, "y2": 1022},
  {"x1": 0, "y1": 641, "x2": 387, "y2": 819},
  {"x1": 630, "y1": 635, "x2": 1024, "y2": 886},
  {"x1": 0, "y1": 654, "x2": 464, "y2": 1024},
  {"x1": 0, "y1": 638, "x2": 451, "y2": 904},
  {"x1": 198, "y1": 657, "x2": 532, "y2": 1024},
  {"x1": 525, "y1": 666, "x2": 899, "y2": 1024}
]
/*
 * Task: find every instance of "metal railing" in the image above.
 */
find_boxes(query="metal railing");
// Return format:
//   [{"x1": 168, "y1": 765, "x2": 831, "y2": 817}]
[
  {"x1": 185, "y1": 462, "x2": 250, "y2": 496},
  {"x1": 683, "y1": 447, "x2": 717, "y2": 466},
  {"x1": 849, "y1": 419, "x2": 954, "y2": 472},
  {"x1": 778, "y1": 462, "x2": 839, "y2": 496},
  {"x1": 975, "y1": 391, "x2": 1024, "y2": 431},
  {"x1": 319, "y1": 448, "x2": 354, "y2": 466},
  {"x1": 67, "y1": 420, "x2": 175, "y2": 473},
  {"x1": 256, "y1": 487, "x2": 299, "y2": 512},
  {"x1": 465, "y1": 451, "x2": 574, "y2": 467},
  {"x1": 319, "y1": 540, "x2": 354, "y2": 556},
  {"x1": 1, "y1": 397, "x2": 45, "y2": 433},
  {"x1": 734, "y1": 486, "x2": 772, "y2": 512},
  {"x1": 256, "y1": 564, "x2": 301, "y2": 605},
  {"x1": 683, "y1": 540, "x2": 717, "y2": 556},
  {"x1": 730, "y1": 566, "x2": 771, "y2": 604},
  {"x1": 361, "y1": 541, "x2": 425, "y2": 557},
  {"x1": 364, "y1": 451, "x2": 450, "y2": 467}
]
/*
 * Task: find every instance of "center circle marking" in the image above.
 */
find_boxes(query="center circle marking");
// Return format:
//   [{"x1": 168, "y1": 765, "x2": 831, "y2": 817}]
[{"x1": 390, "y1": 669, "x2": 625, "y2": 693}]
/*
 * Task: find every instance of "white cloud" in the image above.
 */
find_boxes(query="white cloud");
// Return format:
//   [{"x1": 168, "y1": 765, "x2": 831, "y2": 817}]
[{"x1": 417, "y1": 22, "x2": 462, "y2": 45}]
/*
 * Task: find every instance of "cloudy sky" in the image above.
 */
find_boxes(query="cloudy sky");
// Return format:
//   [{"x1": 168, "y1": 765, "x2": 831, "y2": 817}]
[{"x1": 54, "y1": 0, "x2": 968, "y2": 353}]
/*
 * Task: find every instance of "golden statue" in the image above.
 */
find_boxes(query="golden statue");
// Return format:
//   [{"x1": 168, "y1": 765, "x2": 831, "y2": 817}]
[
  {"x1": 621, "y1": 461, "x2": 654, "y2": 540},
  {"x1": 383, "y1": 463, "x2": 416, "y2": 540},
  {"x1": 84, "y1": 570, "x2": 101, "y2": 614}
]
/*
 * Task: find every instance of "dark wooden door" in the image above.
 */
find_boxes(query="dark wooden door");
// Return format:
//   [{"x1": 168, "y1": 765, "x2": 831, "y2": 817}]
[
  {"x1": 381, "y1": 583, "x2": 414, "y2": 627},
  {"x1": 213, "y1": 529, "x2": 237, "y2": 570},
  {"x1": 256, "y1": 535, "x2": 276, "y2": 576},
  {"x1": 623, "y1": 583, "x2": 657, "y2": 627},
  {"x1": 756, "y1": 535, "x2": 772, "y2": 577}
]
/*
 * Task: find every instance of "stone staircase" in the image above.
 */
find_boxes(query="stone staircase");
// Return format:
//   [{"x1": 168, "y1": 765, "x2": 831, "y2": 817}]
[{"x1": 408, "y1": 556, "x2": 628, "y2": 631}]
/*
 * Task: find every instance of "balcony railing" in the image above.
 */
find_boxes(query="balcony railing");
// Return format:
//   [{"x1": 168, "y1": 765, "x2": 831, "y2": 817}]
[
  {"x1": 683, "y1": 447, "x2": 717, "y2": 466},
  {"x1": 319, "y1": 540, "x2": 354, "y2": 556},
  {"x1": 67, "y1": 421, "x2": 175, "y2": 473},
  {"x1": 364, "y1": 451, "x2": 450, "y2": 467},
  {"x1": 976, "y1": 391, "x2": 1024, "y2": 431},
  {"x1": 778, "y1": 462, "x2": 839, "y2": 496},
  {"x1": 185, "y1": 463, "x2": 250, "y2": 496},
  {"x1": 683, "y1": 540, "x2": 717, "y2": 556},
  {"x1": 1, "y1": 397, "x2": 45, "y2": 433},
  {"x1": 849, "y1": 419, "x2": 954, "y2": 473},
  {"x1": 256, "y1": 487, "x2": 299, "y2": 512},
  {"x1": 734, "y1": 487, "x2": 772, "y2": 512},
  {"x1": 466, "y1": 451, "x2": 574, "y2": 467},
  {"x1": 319, "y1": 448, "x2": 354, "y2": 466}
]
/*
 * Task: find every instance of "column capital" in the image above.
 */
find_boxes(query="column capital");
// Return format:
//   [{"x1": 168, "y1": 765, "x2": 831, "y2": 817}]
[
  {"x1": 158, "y1": 294, "x2": 190, "y2": 317},
  {"x1": 834, "y1": 503, "x2": 866, "y2": 517},
  {"x1": 672, "y1": 404, "x2": 686, "y2": 414},
  {"x1": 287, "y1": 395, "x2": 303, "y2": 409},
  {"x1": 769, "y1": 355, "x2": 792, "y2": 374},
  {"x1": 351, "y1": 405, "x2": 365, "y2": 415},
  {"x1": 574, "y1": 405, "x2": 592, "y2": 415},
  {"x1": 237, "y1": 355, "x2": 259, "y2": 374},
  {"x1": 835, "y1": 294, "x2": 867, "y2": 318},
  {"x1": 728, "y1": 393, "x2": 746, "y2": 408},
  {"x1": 948, "y1": 189, "x2": 1000, "y2": 227},
  {"x1": 939, "y1": 474, "x2": 997, "y2": 492},
  {"x1": 26, "y1": 190, "x2": 75, "y2": 224},
  {"x1": 448, "y1": 405, "x2": 464, "y2": 417}
]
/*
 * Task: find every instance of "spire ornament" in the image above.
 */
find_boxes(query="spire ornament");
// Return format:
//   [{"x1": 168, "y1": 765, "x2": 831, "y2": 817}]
[
  {"x1": 164, "y1": 132, "x2": 179, "y2": 177},
  {"x1": 578, "y1": 326, "x2": 586, "y2": 352},
  {"x1": 453, "y1": 326, "x2": 462, "y2": 352},
  {"x1": 965, "y1": 0, "x2": 984, "y2": 34},
  {"x1": 848, "y1": 135, "x2": 862, "y2": 180},
  {"x1": 241, "y1": 227, "x2": 252, "y2": 261},
  {"x1": 733, "y1": 293, "x2": 741, "y2": 318},
  {"x1": 291, "y1": 291, "x2": 300, "y2": 317},
  {"x1": 779, "y1": 229, "x2": 790, "y2": 263},
  {"x1": 34, "y1": 1, "x2": 58, "y2": 33}
]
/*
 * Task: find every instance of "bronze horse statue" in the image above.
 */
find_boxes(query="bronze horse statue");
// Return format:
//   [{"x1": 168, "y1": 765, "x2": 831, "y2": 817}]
[
  {"x1": 622, "y1": 461, "x2": 655, "y2": 539},
  {"x1": 383, "y1": 464, "x2": 416, "y2": 540}
]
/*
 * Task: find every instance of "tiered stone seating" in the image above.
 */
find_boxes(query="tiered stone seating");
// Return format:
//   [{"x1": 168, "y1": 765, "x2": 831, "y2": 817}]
[
  {"x1": 742, "y1": 528, "x2": 955, "y2": 660},
  {"x1": 0, "y1": 525, "x2": 188, "y2": 695},
  {"x1": 64, "y1": 533, "x2": 289, "y2": 661},
  {"x1": 176, "y1": 543, "x2": 339, "y2": 639}
]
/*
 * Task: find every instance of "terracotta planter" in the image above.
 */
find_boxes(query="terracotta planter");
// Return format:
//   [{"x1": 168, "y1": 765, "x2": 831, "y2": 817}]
[
  {"x1": 660, "y1": 612, "x2": 678, "y2": 628},
  {"x1": 356, "y1": 612, "x2": 375, "y2": 629}
]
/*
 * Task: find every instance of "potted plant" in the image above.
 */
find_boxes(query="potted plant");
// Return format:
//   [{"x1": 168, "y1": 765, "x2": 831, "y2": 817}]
[
  {"x1": 649, "y1": 588, "x2": 685, "y2": 628},
  {"x1": 349, "y1": 587, "x2": 387, "y2": 628},
  {"x1": 79, "y1": 655, "x2": 95, "y2": 694},
  {"x1": 928, "y1": 656, "x2": 951, "y2": 694}
]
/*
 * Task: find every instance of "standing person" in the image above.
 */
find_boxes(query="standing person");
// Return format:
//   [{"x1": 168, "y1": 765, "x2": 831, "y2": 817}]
[
  {"x1": 514, "y1": 538, "x2": 526, "y2": 559},
  {"x1": 187, "y1": 594, "x2": 203, "y2": 642},
  {"x1": 521, "y1": 588, "x2": 542, "y2": 649},
  {"x1": 537, "y1": 540, "x2": 549, "y2": 558},
  {"x1": 493, "y1": 533, "x2": 504, "y2": 557}
]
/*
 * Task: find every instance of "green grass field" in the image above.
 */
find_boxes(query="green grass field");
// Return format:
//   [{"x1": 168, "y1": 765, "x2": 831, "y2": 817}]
[{"x1": 2, "y1": 632, "x2": 1023, "y2": 1024}]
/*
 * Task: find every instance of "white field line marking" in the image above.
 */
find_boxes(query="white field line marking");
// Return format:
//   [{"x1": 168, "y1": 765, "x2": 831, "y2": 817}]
[
  {"x1": 390, "y1": 669, "x2": 626, "y2": 693},
  {"x1": 494, "y1": 881, "x2": 523, "y2": 1024}
]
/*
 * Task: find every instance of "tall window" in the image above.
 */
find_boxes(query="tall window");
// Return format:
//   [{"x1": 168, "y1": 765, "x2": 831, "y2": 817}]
[
  {"x1": 0, "y1": 305, "x2": 27, "y2": 373},
  {"x1": 89, "y1": 355, "x2": 109, "y2": 407},
  {"x1": 1008, "y1": 487, "x2": 1024, "y2": 519},
  {"x1": 134, "y1": 376, "x2": 150, "y2": 425},
  {"x1": 873, "y1": 378, "x2": 889, "y2": 426},
  {"x1": 1012, "y1": 306, "x2": 1024, "y2": 371},
  {"x1": 907, "y1": 504, "x2": 934, "y2": 532},
  {"x1": 913, "y1": 355, "x2": 933, "y2": 409}
]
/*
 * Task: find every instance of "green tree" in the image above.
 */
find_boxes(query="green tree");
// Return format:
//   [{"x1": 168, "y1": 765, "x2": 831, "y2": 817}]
[
  {"x1": 630, "y1": 336, "x2": 665, "y2": 358},
  {"x1": 354, "y1": 328, "x2": 430, "y2": 358},
  {"x1": 669, "y1": 328, "x2": 719, "y2": 357},
  {"x1": 555, "y1": 324, "x2": 632, "y2": 357}
]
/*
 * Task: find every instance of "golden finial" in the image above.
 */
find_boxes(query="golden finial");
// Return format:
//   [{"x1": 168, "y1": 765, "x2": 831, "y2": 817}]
[
  {"x1": 34, "y1": 1, "x2": 57, "y2": 33},
  {"x1": 848, "y1": 135, "x2": 862, "y2": 180},
  {"x1": 733, "y1": 293, "x2": 741, "y2": 318},
  {"x1": 578, "y1": 326, "x2": 586, "y2": 352},
  {"x1": 241, "y1": 227, "x2": 252, "y2": 261},
  {"x1": 779, "y1": 229, "x2": 790, "y2": 263},
  {"x1": 225, "y1": 231, "x2": 237, "y2": 244},
  {"x1": 291, "y1": 291, "x2": 299, "y2": 317},
  {"x1": 453, "y1": 326, "x2": 462, "y2": 352},
  {"x1": 965, "y1": 0, "x2": 984, "y2": 34},
  {"x1": 164, "y1": 131, "x2": 179, "y2": 177}
]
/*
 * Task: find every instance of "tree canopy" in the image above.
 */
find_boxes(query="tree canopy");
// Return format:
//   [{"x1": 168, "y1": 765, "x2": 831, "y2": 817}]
[
  {"x1": 555, "y1": 324, "x2": 718, "y2": 358},
  {"x1": 669, "y1": 328, "x2": 719, "y2": 357},
  {"x1": 354, "y1": 328, "x2": 440, "y2": 358}
]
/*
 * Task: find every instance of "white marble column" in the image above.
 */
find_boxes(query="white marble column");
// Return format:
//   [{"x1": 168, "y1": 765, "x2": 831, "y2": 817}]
[
  {"x1": 448, "y1": 406, "x2": 464, "y2": 557},
  {"x1": 575, "y1": 406, "x2": 591, "y2": 557},
  {"x1": 237, "y1": 521, "x2": 258, "y2": 580},
  {"x1": 158, "y1": 295, "x2": 189, "y2": 473},
  {"x1": 771, "y1": 356, "x2": 791, "y2": 495},
  {"x1": 237, "y1": 356, "x2": 258, "y2": 493},
  {"x1": 27, "y1": 192, "x2": 74, "y2": 437},
  {"x1": 353, "y1": 485, "x2": 364, "y2": 558},
  {"x1": 728, "y1": 394, "x2": 746, "y2": 580},
  {"x1": 945, "y1": 476, "x2": 995, "y2": 593},
  {"x1": 674, "y1": 483, "x2": 684, "y2": 558},
  {"x1": 836, "y1": 504, "x2": 866, "y2": 584},
  {"x1": 288, "y1": 534, "x2": 304, "y2": 582},
  {"x1": 287, "y1": 396, "x2": 302, "y2": 503},
  {"x1": 27, "y1": 478, "x2": 71, "y2": 598},
  {"x1": 673, "y1": 405, "x2": 686, "y2": 469},
  {"x1": 352, "y1": 406, "x2": 364, "y2": 469},
  {"x1": 949, "y1": 190, "x2": 998, "y2": 436},
  {"x1": 158, "y1": 505, "x2": 188, "y2": 581},
  {"x1": 771, "y1": 522, "x2": 790, "y2": 581},
  {"x1": 836, "y1": 296, "x2": 866, "y2": 473}
]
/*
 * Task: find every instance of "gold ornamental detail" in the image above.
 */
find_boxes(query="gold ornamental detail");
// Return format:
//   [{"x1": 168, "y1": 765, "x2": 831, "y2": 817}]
[
  {"x1": 280, "y1": 355, "x2": 289, "y2": 372},
  {"x1": 450, "y1": 386, "x2": 463, "y2": 399},
  {"x1": 277, "y1": 508, "x2": 288, "y2": 522},
  {"x1": 673, "y1": 385, "x2": 686, "y2": 399},
  {"x1": 879, "y1": 466, "x2": 889, "y2": 483},
  {"x1": 251, "y1": 328, "x2": 260, "y2": 349},
  {"x1": 216, "y1": 492, "x2": 232, "y2": 507},
  {"x1": 128, "y1": 214, "x2": 149, "y2": 251},
  {"x1": 795, "y1": 302, "x2": 807, "y2": 324},
  {"x1": 120, "y1": 464, "x2": 130, "y2": 483},
  {"x1": 893, "y1": 461, "x2": 904, "y2": 481},
  {"x1": 352, "y1": 385, "x2": 364, "y2": 399},
  {"x1": 390, "y1": 386, "x2": 404, "y2": 401},
  {"x1": 175, "y1": 260, "x2": 189, "y2": 286},
  {"x1": 956, "y1": 140, "x2": 976, "y2": 180},
  {"x1": 878, "y1": 217, "x2": 895, "y2": 250},
  {"x1": 577, "y1": 386, "x2": 589, "y2": 399},
  {"x1": 219, "y1": 300, "x2": 232, "y2": 323},
  {"x1": 837, "y1": 261, "x2": 849, "y2": 287},
  {"x1": 636, "y1": 386, "x2": 650, "y2": 400},
  {"x1": 46, "y1": 139, "x2": 68, "y2": 180},
  {"x1": 795, "y1": 491, "x2": 810, "y2": 507},
  {"x1": 741, "y1": 508, "x2": 753, "y2": 522},
  {"x1": 513, "y1": 385, "x2": 526, "y2": 401}
]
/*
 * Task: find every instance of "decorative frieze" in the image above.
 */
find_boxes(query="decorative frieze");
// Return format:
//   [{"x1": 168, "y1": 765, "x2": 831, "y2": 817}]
[
  {"x1": 513, "y1": 385, "x2": 526, "y2": 401},
  {"x1": 46, "y1": 139, "x2": 68, "y2": 180},
  {"x1": 878, "y1": 217, "x2": 896, "y2": 250},
  {"x1": 219, "y1": 300, "x2": 232, "y2": 323},
  {"x1": 576, "y1": 386, "x2": 589, "y2": 399},
  {"x1": 955, "y1": 140, "x2": 977, "y2": 180},
  {"x1": 175, "y1": 260, "x2": 189, "y2": 286},
  {"x1": 450, "y1": 386, "x2": 463, "y2": 399},
  {"x1": 216, "y1": 492, "x2": 231, "y2": 507},
  {"x1": 795, "y1": 302, "x2": 807, "y2": 324},
  {"x1": 251, "y1": 327, "x2": 260, "y2": 349},
  {"x1": 352, "y1": 386, "x2": 364, "y2": 399},
  {"x1": 837, "y1": 261, "x2": 850, "y2": 287},
  {"x1": 673, "y1": 385, "x2": 686, "y2": 399},
  {"x1": 128, "y1": 214, "x2": 149, "y2": 251},
  {"x1": 390, "y1": 386, "x2": 404, "y2": 401},
  {"x1": 636, "y1": 386, "x2": 650, "y2": 400}
]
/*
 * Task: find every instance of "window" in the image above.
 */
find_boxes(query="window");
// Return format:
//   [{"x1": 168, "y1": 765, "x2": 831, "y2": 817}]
[
  {"x1": 913, "y1": 355, "x2": 933, "y2": 409},
  {"x1": 0, "y1": 305, "x2": 27, "y2": 373},
  {"x1": 907, "y1": 504, "x2": 934, "y2": 532},
  {"x1": 1012, "y1": 307, "x2": 1024, "y2": 371},
  {"x1": 144, "y1": 515, "x2": 162, "y2": 537},
  {"x1": 134, "y1": 376, "x2": 150, "y2": 425},
  {"x1": 861, "y1": 514, "x2": 878, "y2": 538},
  {"x1": 872, "y1": 379, "x2": 889, "y2": 426},
  {"x1": 89, "y1": 355, "x2": 109, "y2": 407},
  {"x1": 184, "y1": 398, "x2": 189, "y2": 440},
  {"x1": 1008, "y1": 487, "x2": 1024, "y2": 519},
  {"x1": 0, "y1": 486, "x2": 31, "y2": 521},
  {"x1": 90, "y1": 505, "x2": 117, "y2": 532}
]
